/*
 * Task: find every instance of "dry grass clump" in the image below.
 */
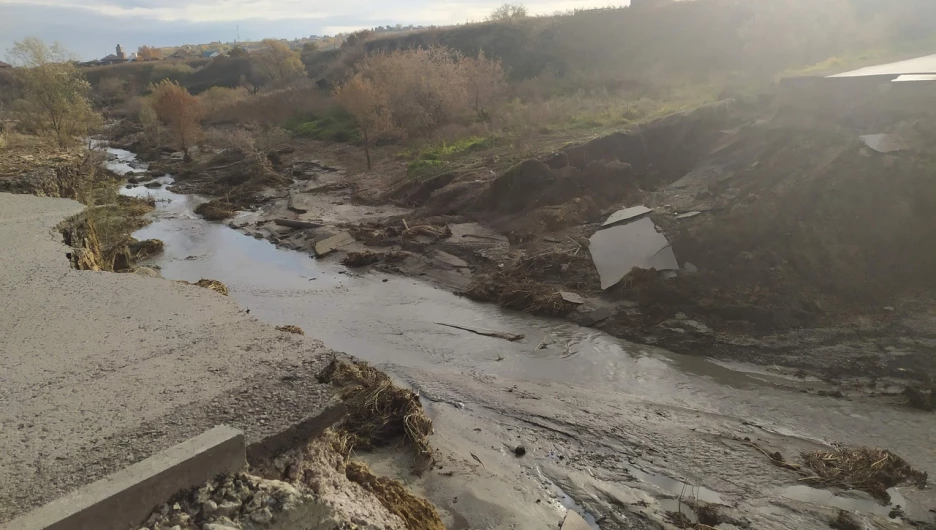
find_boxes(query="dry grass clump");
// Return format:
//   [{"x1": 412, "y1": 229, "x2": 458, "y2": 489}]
[
  {"x1": 461, "y1": 249, "x2": 589, "y2": 316},
  {"x1": 193, "y1": 279, "x2": 229, "y2": 296},
  {"x1": 345, "y1": 460, "x2": 445, "y2": 530},
  {"x1": 128, "y1": 238, "x2": 164, "y2": 260},
  {"x1": 194, "y1": 199, "x2": 236, "y2": 221},
  {"x1": 275, "y1": 325, "x2": 305, "y2": 335},
  {"x1": 317, "y1": 358, "x2": 432, "y2": 460},
  {"x1": 342, "y1": 251, "x2": 381, "y2": 268},
  {"x1": 800, "y1": 446, "x2": 928, "y2": 502}
]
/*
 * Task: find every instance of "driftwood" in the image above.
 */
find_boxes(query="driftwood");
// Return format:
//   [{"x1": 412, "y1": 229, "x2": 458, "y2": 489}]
[
  {"x1": 435, "y1": 322, "x2": 525, "y2": 342},
  {"x1": 274, "y1": 218, "x2": 324, "y2": 229}
]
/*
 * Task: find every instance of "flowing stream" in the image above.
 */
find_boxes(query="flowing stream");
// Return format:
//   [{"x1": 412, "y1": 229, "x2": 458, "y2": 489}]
[{"x1": 112, "y1": 147, "x2": 935, "y2": 523}]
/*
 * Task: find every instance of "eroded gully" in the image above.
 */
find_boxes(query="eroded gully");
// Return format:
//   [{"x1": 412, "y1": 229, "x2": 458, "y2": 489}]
[{"x1": 114, "y1": 147, "x2": 935, "y2": 529}]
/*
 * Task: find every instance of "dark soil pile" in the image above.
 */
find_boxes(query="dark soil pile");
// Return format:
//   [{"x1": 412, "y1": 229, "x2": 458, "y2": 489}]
[
  {"x1": 462, "y1": 248, "x2": 596, "y2": 317},
  {"x1": 194, "y1": 200, "x2": 237, "y2": 221}
]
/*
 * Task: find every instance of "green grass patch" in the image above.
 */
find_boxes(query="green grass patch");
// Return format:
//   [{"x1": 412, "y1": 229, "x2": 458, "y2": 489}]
[
  {"x1": 289, "y1": 108, "x2": 360, "y2": 142},
  {"x1": 405, "y1": 135, "x2": 498, "y2": 176}
]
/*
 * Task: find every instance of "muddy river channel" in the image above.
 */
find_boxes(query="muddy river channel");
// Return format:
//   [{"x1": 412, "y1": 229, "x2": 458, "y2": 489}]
[{"x1": 114, "y1": 148, "x2": 935, "y2": 530}]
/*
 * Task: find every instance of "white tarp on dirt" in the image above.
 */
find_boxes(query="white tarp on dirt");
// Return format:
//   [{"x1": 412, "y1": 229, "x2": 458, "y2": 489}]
[{"x1": 589, "y1": 217, "x2": 679, "y2": 289}]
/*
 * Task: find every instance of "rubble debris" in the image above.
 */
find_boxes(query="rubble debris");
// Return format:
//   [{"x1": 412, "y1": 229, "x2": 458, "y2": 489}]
[
  {"x1": 601, "y1": 205, "x2": 653, "y2": 228},
  {"x1": 682, "y1": 262, "x2": 699, "y2": 274},
  {"x1": 276, "y1": 325, "x2": 305, "y2": 335},
  {"x1": 342, "y1": 251, "x2": 381, "y2": 268},
  {"x1": 800, "y1": 446, "x2": 928, "y2": 502},
  {"x1": 273, "y1": 218, "x2": 324, "y2": 229},
  {"x1": 195, "y1": 200, "x2": 237, "y2": 221},
  {"x1": 677, "y1": 211, "x2": 702, "y2": 220},
  {"x1": 317, "y1": 359, "x2": 433, "y2": 459},
  {"x1": 193, "y1": 279, "x2": 229, "y2": 296},
  {"x1": 134, "y1": 473, "x2": 343, "y2": 530},
  {"x1": 589, "y1": 217, "x2": 679, "y2": 289},
  {"x1": 314, "y1": 232, "x2": 355, "y2": 258},
  {"x1": 435, "y1": 322, "x2": 525, "y2": 342},
  {"x1": 143, "y1": 180, "x2": 162, "y2": 189}
]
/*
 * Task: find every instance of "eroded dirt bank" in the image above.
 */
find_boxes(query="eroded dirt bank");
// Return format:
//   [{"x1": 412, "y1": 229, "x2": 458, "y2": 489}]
[{"x1": 183, "y1": 102, "x2": 936, "y2": 399}]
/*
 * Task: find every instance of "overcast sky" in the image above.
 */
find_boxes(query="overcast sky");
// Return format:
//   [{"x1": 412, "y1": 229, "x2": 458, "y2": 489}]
[{"x1": 1, "y1": 0, "x2": 623, "y2": 61}]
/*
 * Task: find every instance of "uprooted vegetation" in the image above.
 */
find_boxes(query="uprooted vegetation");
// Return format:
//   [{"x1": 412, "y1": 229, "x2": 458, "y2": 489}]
[
  {"x1": 317, "y1": 358, "x2": 433, "y2": 460},
  {"x1": 800, "y1": 446, "x2": 928, "y2": 503}
]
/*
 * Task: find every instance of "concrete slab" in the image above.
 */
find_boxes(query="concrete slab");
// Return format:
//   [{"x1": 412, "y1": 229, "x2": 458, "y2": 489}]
[
  {"x1": 561, "y1": 510, "x2": 591, "y2": 530},
  {"x1": 314, "y1": 231, "x2": 355, "y2": 257},
  {"x1": 601, "y1": 205, "x2": 652, "y2": 228},
  {"x1": 433, "y1": 250, "x2": 469, "y2": 268},
  {"x1": 588, "y1": 217, "x2": 679, "y2": 289},
  {"x1": 4, "y1": 426, "x2": 245, "y2": 530}
]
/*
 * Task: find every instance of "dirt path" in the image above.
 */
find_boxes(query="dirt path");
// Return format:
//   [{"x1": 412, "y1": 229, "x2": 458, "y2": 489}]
[{"x1": 0, "y1": 193, "x2": 337, "y2": 522}]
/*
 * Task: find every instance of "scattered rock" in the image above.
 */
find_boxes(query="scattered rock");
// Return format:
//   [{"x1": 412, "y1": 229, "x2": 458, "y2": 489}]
[
  {"x1": 514, "y1": 446, "x2": 526, "y2": 457},
  {"x1": 144, "y1": 181, "x2": 162, "y2": 189}
]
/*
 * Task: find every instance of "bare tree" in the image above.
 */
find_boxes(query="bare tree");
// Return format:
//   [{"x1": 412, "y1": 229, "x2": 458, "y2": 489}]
[
  {"x1": 487, "y1": 3, "x2": 528, "y2": 24},
  {"x1": 6, "y1": 37, "x2": 100, "y2": 147},
  {"x1": 333, "y1": 75, "x2": 392, "y2": 170},
  {"x1": 462, "y1": 51, "x2": 508, "y2": 121},
  {"x1": 149, "y1": 79, "x2": 203, "y2": 160}
]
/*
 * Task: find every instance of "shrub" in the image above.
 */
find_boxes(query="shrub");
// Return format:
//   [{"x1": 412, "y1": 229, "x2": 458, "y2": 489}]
[
  {"x1": 198, "y1": 86, "x2": 247, "y2": 121},
  {"x1": 148, "y1": 80, "x2": 203, "y2": 159}
]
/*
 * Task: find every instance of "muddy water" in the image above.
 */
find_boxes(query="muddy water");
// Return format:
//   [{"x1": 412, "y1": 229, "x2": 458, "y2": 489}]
[{"x1": 113, "y1": 148, "x2": 935, "y2": 521}]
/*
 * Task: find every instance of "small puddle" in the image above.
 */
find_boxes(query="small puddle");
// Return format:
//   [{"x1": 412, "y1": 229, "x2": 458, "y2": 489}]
[
  {"x1": 623, "y1": 464, "x2": 725, "y2": 505},
  {"x1": 779, "y1": 485, "x2": 907, "y2": 519}
]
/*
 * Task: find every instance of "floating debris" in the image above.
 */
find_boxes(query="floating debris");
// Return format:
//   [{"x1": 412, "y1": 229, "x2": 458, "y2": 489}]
[
  {"x1": 677, "y1": 211, "x2": 702, "y2": 220},
  {"x1": 435, "y1": 322, "x2": 524, "y2": 342}
]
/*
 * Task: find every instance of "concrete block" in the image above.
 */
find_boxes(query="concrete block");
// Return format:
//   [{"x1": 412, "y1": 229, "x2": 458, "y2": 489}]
[{"x1": 4, "y1": 426, "x2": 246, "y2": 530}]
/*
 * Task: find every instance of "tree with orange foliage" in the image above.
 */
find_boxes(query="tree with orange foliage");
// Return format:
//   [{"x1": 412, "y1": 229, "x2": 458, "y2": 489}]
[
  {"x1": 137, "y1": 45, "x2": 163, "y2": 61},
  {"x1": 251, "y1": 39, "x2": 305, "y2": 88},
  {"x1": 333, "y1": 74, "x2": 392, "y2": 170},
  {"x1": 148, "y1": 79, "x2": 203, "y2": 160}
]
